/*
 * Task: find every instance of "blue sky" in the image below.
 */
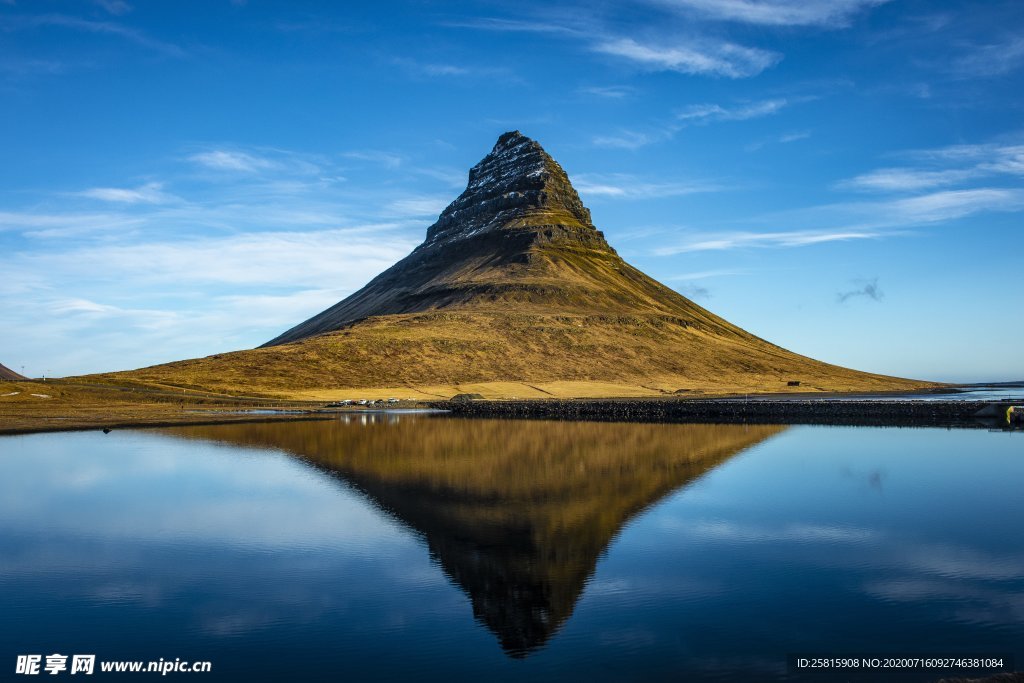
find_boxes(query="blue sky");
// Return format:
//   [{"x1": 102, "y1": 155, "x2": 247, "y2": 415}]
[{"x1": 1, "y1": 0, "x2": 1021, "y2": 383}]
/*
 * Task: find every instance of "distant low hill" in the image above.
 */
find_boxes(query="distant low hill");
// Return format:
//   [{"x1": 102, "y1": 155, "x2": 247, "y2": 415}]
[
  {"x1": 0, "y1": 363, "x2": 26, "y2": 381},
  {"x1": 97, "y1": 132, "x2": 933, "y2": 399}
]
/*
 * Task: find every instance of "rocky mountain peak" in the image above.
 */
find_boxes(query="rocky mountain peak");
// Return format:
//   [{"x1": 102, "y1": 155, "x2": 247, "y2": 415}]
[{"x1": 425, "y1": 131, "x2": 594, "y2": 245}]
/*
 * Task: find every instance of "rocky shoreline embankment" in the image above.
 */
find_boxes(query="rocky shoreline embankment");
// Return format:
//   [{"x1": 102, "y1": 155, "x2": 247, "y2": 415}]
[{"x1": 440, "y1": 398, "x2": 1019, "y2": 429}]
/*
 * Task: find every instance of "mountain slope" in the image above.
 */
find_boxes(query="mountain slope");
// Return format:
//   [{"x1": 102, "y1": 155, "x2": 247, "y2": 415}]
[
  {"x1": 0, "y1": 363, "x2": 27, "y2": 381},
  {"x1": 100, "y1": 132, "x2": 931, "y2": 398}
]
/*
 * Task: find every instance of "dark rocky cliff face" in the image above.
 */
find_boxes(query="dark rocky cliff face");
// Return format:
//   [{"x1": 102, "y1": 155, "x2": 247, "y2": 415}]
[
  {"x1": 262, "y1": 131, "x2": 736, "y2": 348},
  {"x1": 425, "y1": 130, "x2": 595, "y2": 245}
]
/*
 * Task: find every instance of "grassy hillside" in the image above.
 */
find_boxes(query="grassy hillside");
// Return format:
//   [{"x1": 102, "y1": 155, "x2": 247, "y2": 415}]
[
  {"x1": 0, "y1": 363, "x2": 27, "y2": 381},
  {"x1": 98, "y1": 309, "x2": 931, "y2": 399}
]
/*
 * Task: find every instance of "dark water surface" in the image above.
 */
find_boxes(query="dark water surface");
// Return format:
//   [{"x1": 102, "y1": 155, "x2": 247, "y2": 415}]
[{"x1": 1, "y1": 416, "x2": 1021, "y2": 682}]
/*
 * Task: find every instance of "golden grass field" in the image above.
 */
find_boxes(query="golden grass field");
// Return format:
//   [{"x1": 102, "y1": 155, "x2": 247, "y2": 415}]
[
  {"x1": 91, "y1": 311, "x2": 937, "y2": 399},
  {"x1": 0, "y1": 378, "x2": 334, "y2": 434},
  {"x1": 0, "y1": 313, "x2": 939, "y2": 435}
]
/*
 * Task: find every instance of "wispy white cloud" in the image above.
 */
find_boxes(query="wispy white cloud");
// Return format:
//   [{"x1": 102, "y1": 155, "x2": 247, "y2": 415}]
[
  {"x1": 95, "y1": 0, "x2": 131, "y2": 15},
  {"x1": 0, "y1": 210, "x2": 145, "y2": 238},
  {"x1": 341, "y1": 150, "x2": 403, "y2": 169},
  {"x1": 840, "y1": 141, "x2": 1024, "y2": 192},
  {"x1": 49, "y1": 297, "x2": 180, "y2": 331},
  {"x1": 6, "y1": 143, "x2": 430, "y2": 246},
  {"x1": 51, "y1": 298, "x2": 123, "y2": 315},
  {"x1": 778, "y1": 131, "x2": 811, "y2": 143},
  {"x1": 391, "y1": 57, "x2": 513, "y2": 80},
  {"x1": 387, "y1": 196, "x2": 450, "y2": 218},
  {"x1": 676, "y1": 98, "x2": 789, "y2": 123},
  {"x1": 392, "y1": 58, "x2": 466, "y2": 77},
  {"x1": 413, "y1": 167, "x2": 466, "y2": 188},
  {"x1": 440, "y1": 18, "x2": 581, "y2": 36},
  {"x1": 593, "y1": 37, "x2": 780, "y2": 78},
  {"x1": 909, "y1": 143, "x2": 998, "y2": 162},
  {"x1": 905, "y1": 82, "x2": 932, "y2": 99},
  {"x1": 8, "y1": 14, "x2": 185, "y2": 57},
  {"x1": 656, "y1": 185, "x2": 1024, "y2": 255},
  {"x1": 952, "y1": 36, "x2": 1024, "y2": 78},
  {"x1": 820, "y1": 187, "x2": 1021, "y2": 230},
  {"x1": 654, "y1": 229, "x2": 881, "y2": 255},
  {"x1": 592, "y1": 130, "x2": 662, "y2": 150},
  {"x1": 211, "y1": 290, "x2": 357, "y2": 327},
  {"x1": 0, "y1": 58, "x2": 66, "y2": 78},
  {"x1": 573, "y1": 173, "x2": 718, "y2": 199},
  {"x1": 450, "y1": 15, "x2": 778, "y2": 79},
  {"x1": 904, "y1": 141, "x2": 1024, "y2": 170},
  {"x1": 189, "y1": 150, "x2": 276, "y2": 173},
  {"x1": 746, "y1": 130, "x2": 811, "y2": 151},
  {"x1": 578, "y1": 85, "x2": 634, "y2": 99},
  {"x1": 76, "y1": 181, "x2": 176, "y2": 204},
  {"x1": 979, "y1": 152, "x2": 1024, "y2": 176},
  {"x1": 593, "y1": 97, "x2": 804, "y2": 149},
  {"x1": 25, "y1": 227, "x2": 412, "y2": 287},
  {"x1": 840, "y1": 167, "x2": 975, "y2": 192},
  {"x1": 652, "y1": 0, "x2": 892, "y2": 27},
  {"x1": 418, "y1": 63, "x2": 471, "y2": 76},
  {"x1": 886, "y1": 188, "x2": 1024, "y2": 222}
]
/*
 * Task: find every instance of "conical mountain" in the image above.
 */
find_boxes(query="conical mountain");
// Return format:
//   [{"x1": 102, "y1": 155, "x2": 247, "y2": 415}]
[
  {"x1": 265, "y1": 131, "x2": 742, "y2": 347},
  {"x1": 0, "y1": 363, "x2": 27, "y2": 381},
  {"x1": 106, "y1": 132, "x2": 929, "y2": 397}
]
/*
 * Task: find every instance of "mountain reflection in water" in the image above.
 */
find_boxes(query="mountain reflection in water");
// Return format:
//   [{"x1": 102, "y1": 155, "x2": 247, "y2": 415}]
[{"x1": 171, "y1": 416, "x2": 784, "y2": 657}]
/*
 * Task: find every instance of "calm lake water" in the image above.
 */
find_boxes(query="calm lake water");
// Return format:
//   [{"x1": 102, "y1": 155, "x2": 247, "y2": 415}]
[{"x1": 1, "y1": 416, "x2": 1021, "y2": 682}]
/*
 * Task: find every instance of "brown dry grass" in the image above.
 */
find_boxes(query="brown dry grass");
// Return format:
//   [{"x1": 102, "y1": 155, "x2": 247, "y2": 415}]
[
  {"x1": 91, "y1": 311, "x2": 938, "y2": 400},
  {"x1": 0, "y1": 379, "x2": 330, "y2": 434},
  {"x1": 2, "y1": 309, "x2": 939, "y2": 434}
]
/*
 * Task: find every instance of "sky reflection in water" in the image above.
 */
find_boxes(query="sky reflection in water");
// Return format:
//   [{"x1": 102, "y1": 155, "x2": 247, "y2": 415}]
[{"x1": 1, "y1": 417, "x2": 1021, "y2": 682}]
